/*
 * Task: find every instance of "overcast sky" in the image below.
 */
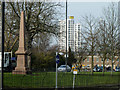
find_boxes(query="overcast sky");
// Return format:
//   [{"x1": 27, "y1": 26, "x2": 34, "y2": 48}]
[
  {"x1": 51, "y1": 2, "x2": 118, "y2": 46},
  {"x1": 67, "y1": 2, "x2": 111, "y2": 23}
]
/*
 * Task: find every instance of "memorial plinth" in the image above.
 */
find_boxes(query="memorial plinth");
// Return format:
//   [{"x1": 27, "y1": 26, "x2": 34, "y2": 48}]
[{"x1": 12, "y1": 11, "x2": 30, "y2": 74}]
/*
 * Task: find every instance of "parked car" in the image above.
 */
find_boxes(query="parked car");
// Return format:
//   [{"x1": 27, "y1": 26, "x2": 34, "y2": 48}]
[
  {"x1": 98, "y1": 67, "x2": 103, "y2": 72},
  {"x1": 93, "y1": 65, "x2": 102, "y2": 72},
  {"x1": 57, "y1": 65, "x2": 71, "y2": 72},
  {"x1": 115, "y1": 67, "x2": 120, "y2": 72},
  {"x1": 106, "y1": 66, "x2": 115, "y2": 72},
  {"x1": 84, "y1": 66, "x2": 90, "y2": 71},
  {"x1": 93, "y1": 67, "x2": 100, "y2": 72},
  {"x1": 99, "y1": 66, "x2": 108, "y2": 72}
]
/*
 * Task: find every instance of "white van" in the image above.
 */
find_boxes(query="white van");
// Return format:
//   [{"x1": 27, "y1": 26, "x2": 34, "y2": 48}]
[{"x1": 0, "y1": 52, "x2": 12, "y2": 71}]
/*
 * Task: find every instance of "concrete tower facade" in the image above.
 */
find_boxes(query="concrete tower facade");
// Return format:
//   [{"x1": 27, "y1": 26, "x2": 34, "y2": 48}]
[{"x1": 59, "y1": 16, "x2": 81, "y2": 52}]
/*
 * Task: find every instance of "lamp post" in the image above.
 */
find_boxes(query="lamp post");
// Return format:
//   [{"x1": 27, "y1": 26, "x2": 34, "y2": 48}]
[
  {"x1": 1, "y1": 1, "x2": 5, "y2": 90},
  {"x1": 65, "y1": 0, "x2": 68, "y2": 72},
  {"x1": 24, "y1": 0, "x2": 25, "y2": 11}
]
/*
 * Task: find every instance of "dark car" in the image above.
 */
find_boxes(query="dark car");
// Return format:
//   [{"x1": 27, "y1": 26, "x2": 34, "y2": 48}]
[
  {"x1": 115, "y1": 67, "x2": 120, "y2": 72},
  {"x1": 93, "y1": 67, "x2": 101, "y2": 72},
  {"x1": 106, "y1": 66, "x2": 115, "y2": 72},
  {"x1": 97, "y1": 66, "x2": 104, "y2": 72},
  {"x1": 93, "y1": 65, "x2": 102, "y2": 72},
  {"x1": 84, "y1": 66, "x2": 90, "y2": 71}
]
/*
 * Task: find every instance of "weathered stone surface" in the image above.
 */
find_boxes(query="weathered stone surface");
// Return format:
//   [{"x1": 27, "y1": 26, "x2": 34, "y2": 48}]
[{"x1": 12, "y1": 11, "x2": 31, "y2": 75}]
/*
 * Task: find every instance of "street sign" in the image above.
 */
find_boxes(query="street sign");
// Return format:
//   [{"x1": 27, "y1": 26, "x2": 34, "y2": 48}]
[
  {"x1": 73, "y1": 69, "x2": 78, "y2": 74},
  {"x1": 56, "y1": 54, "x2": 59, "y2": 64},
  {"x1": 11, "y1": 57, "x2": 16, "y2": 60}
]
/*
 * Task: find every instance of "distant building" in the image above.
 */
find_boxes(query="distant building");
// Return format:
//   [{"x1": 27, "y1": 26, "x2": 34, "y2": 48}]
[
  {"x1": 81, "y1": 56, "x2": 120, "y2": 69},
  {"x1": 59, "y1": 19, "x2": 66, "y2": 52},
  {"x1": 59, "y1": 16, "x2": 81, "y2": 52},
  {"x1": 0, "y1": 3, "x2": 1, "y2": 52},
  {"x1": 74, "y1": 23, "x2": 81, "y2": 52}
]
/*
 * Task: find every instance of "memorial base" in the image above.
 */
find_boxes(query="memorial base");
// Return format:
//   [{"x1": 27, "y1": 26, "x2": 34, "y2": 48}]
[{"x1": 12, "y1": 70, "x2": 32, "y2": 75}]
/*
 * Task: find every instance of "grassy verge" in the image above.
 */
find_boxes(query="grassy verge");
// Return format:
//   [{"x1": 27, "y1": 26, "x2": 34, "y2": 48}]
[{"x1": 3, "y1": 72, "x2": 120, "y2": 88}]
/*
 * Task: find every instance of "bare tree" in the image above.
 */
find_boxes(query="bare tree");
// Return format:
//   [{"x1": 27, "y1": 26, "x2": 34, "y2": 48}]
[
  {"x1": 96, "y1": 19, "x2": 110, "y2": 75},
  {"x1": 76, "y1": 41, "x2": 88, "y2": 66},
  {"x1": 81, "y1": 15, "x2": 98, "y2": 75},
  {"x1": 32, "y1": 32, "x2": 52, "y2": 52},
  {"x1": 5, "y1": 2, "x2": 62, "y2": 69},
  {"x1": 103, "y1": 3, "x2": 119, "y2": 75}
]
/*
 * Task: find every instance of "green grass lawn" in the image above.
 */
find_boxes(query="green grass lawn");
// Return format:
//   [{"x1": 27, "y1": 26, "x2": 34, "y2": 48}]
[{"x1": 3, "y1": 72, "x2": 120, "y2": 88}]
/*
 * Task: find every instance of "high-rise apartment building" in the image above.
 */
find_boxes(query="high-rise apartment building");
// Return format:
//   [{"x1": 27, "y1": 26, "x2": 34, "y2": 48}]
[
  {"x1": 0, "y1": 3, "x2": 1, "y2": 52},
  {"x1": 74, "y1": 23, "x2": 81, "y2": 51},
  {"x1": 59, "y1": 16, "x2": 81, "y2": 52},
  {"x1": 59, "y1": 20, "x2": 66, "y2": 52}
]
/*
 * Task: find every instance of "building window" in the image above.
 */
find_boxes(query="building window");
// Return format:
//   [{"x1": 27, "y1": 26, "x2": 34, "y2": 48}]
[
  {"x1": 112, "y1": 59, "x2": 114, "y2": 62},
  {"x1": 107, "y1": 59, "x2": 109, "y2": 62},
  {"x1": 87, "y1": 57, "x2": 89, "y2": 62},
  {"x1": 117, "y1": 59, "x2": 119, "y2": 62},
  {"x1": 101, "y1": 59, "x2": 103, "y2": 62},
  {"x1": 97, "y1": 58, "x2": 99, "y2": 62},
  {"x1": 83, "y1": 59, "x2": 85, "y2": 62}
]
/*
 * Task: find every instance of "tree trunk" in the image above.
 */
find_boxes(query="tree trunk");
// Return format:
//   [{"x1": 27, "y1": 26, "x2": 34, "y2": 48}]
[
  {"x1": 27, "y1": 42, "x2": 32, "y2": 70},
  {"x1": 26, "y1": 30, "x2": 32, "y2": 71},
  {"x1": 111, "y1": 59, "x2": 113, "y2": 76},
  {"x1": 27, "y1": 55, "x2": 31, "y2": 70},
  {"x1": 102, "y1": 59, "x2": 105, "y2": 76},
  {"x1": 91, "y1": 55, "x2": 93, "y2": 75}
]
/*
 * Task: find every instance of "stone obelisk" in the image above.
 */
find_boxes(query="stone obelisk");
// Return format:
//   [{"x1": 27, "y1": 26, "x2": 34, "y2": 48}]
[{"x1": 12, "y1": 11, "x2": 28, "y2": 74}]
